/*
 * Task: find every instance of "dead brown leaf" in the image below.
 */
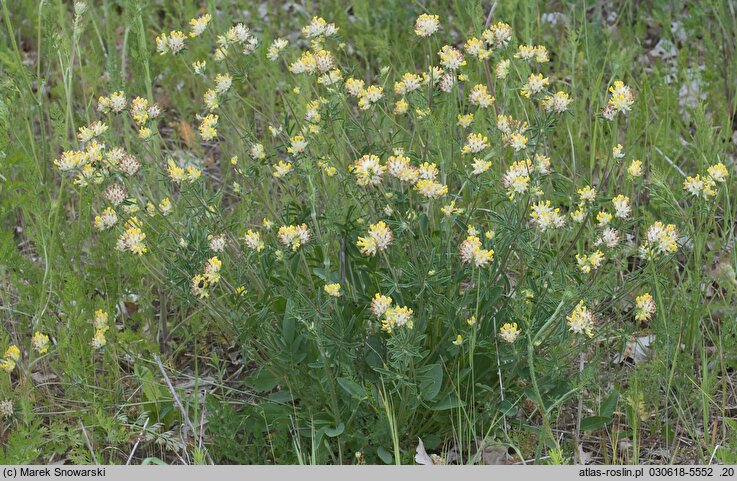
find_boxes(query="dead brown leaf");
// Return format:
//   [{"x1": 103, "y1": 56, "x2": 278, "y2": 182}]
[
  {"x1": 179, "y1": 120, "x2": 197, "y2": 149},
  {"x1": 481, "y1": 445, "x2": 508, "y2": 465}
]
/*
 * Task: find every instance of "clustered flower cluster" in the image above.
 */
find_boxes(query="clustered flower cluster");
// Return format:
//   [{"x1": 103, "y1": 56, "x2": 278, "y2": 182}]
[
  {"x1": 33, "y1": 9, "x2": 729, "y2": 370},
  {"x1": 0, "y1": 345, "x2": 21, "y2": 373},
  {"x1": 191, "y1": 257, "x2": 223, "y2": 299},
  {"x1": 370, "y1": 294, "x2": 414, "y2": 333},
  {"x1": 567, "y1": 301, "x2": 595, "y2": 338},
  {"x1": 683, "y1": 162, "x2": 729, "y2": 199},
  {"x1": 91, "y1": 310, "x2": 110, "y2": 349},
  {"x1": 2, "y1": 329, "x2": 50, "y2": 374}
]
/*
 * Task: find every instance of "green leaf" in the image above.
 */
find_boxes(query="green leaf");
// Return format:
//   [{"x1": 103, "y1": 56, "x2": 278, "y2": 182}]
[
  {"x1": 289, "y1": 254, "x2": 300, "y2": 276},
  {"x1": 245, "y1": 369, "x2": 279, "y2": 393},
  {"x1": 267, "y1": 390, "x2": 294, "y2": 403},
  {"x1": 500, "y1": 399, "x2": 519, "y2": 417},
  {"x1": 312, "y1": 268, "x2": 340, "y2": 283},
  {"x1": 429, "y1": 393, "x2": 465, "y2": 411},
  {"x1": 417, "y1": 364, "x2": 442, "y2": 401},
  {"x1": 282, "y1": 298, "x2": 296, "y2": 344},
  {"x1": 141, "y1": 457, "x2": 168, "y2": 465},
  {"x1": 324, "y1": 422, "x2": 344, "y2": 437},
  {"x1": 377, "y1": 446, "x2": 393, "y2": 464},
  {"x1": 601, "y1": 390, "x2": 619, "y2": 418},
  {"x1": 580, "y1": 416, "x2": 611, "y2": 431},
  {"x1": 580, "y1": 390, "x2": 619, "y2": 431},
  {"x1": 338, "y1": 377, "x2": 366, "y2": 400}
]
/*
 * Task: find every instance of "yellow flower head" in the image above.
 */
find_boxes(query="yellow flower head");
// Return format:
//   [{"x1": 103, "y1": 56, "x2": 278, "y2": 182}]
[
  {"x1": 32, "y1": 332, "x2": 50, "y2": 354},
  {"x1": 189, "y1": 14, "x2": 211, "y2": 38},
  {"x1": 707, "y1": 162, "x2": 729, "y2": 183},
  {"x1": 567, "y1": 301, "x2": 594, "y2": 338},
  {"x1": 640, "y1": 221, "x2": 678, "y2": 259},
  {"x1": 542, "y1": 91, "x2": 573, "y2": 113},
  {"x1": 381, "y1": 306, "x2": 414, "y2": 333},
  {"x1": 357, "y1": 221, "x2": 393, "y2": 256},
  {"x1": 635, "y1": 293, "x2": 656, "y2": 323},
  {"x1": 91, "y1": 330, "x2": 107, "y2": 349},
  {"x1": 414, "y1": 14, "x2": 440, "y2": 37},
  {"x1": 93, "y1": 309, "x2": 109, "y2": 332},
  {"x1": 520, "y1": 73, "x2": 549, "y2": 98},
  {"x1": 323, "y1": 283, "x2": 341, "y2": 297},
  {"x1": 278, "y1": 224, "x2": 311, "y2": 251},
  {"x1": 499, "y1": 323, "x2": 521, "y2": 343},
  {"x1": 243, "y1": 230, "x2": 265, "y2": 252},
  {"x1": 627, "y1": 160, "x2": 643, "y2": 177},
  {"x1": 371, "y1": 293, "x2": 393, "y2": 318},
  {"x1": 351, "y1": 155, "x2": 385, "y2": 186}
]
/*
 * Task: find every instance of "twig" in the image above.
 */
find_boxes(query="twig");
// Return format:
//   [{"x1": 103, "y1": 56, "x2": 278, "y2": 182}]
[
  {"x1": 199, "y1": 401, "x2": 208, "y2": 453},
  {"x1": 515, "y1": 455, "x2": 551, "y2": 465},
  {"x1": 483, "y1": 2, "x2": 501, "y2": 116},
  {"x1": 485, "y1": 1, "x2": 499, "y2": 28},
  {"x1": 125, "y1": 418, "x2": 149, "y2": 465},
  {"x1": 574, "y1": 352, "x2": 585, "y2": 463},
  {"x1": 80, "y1": 421, "x2": 99, "y2": 465},
  {"x1": 491, "y1": 314, "x2": 508, "y2": 435},
  {"x1": 154, "y1": 355, "x2": 214, "y2": 465},
  {"x1": 654, "y1": 146, "x2": 686, "y2": 177},
  {"x1": 339, "y1": 237, "x2": 346, "y2": 286},
  {"x1": 708, "y1": 444, "x2": 720, "y2": 465},
  {"x1": 183, "y1": 399, "x2": 191, "y2": 465}
]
